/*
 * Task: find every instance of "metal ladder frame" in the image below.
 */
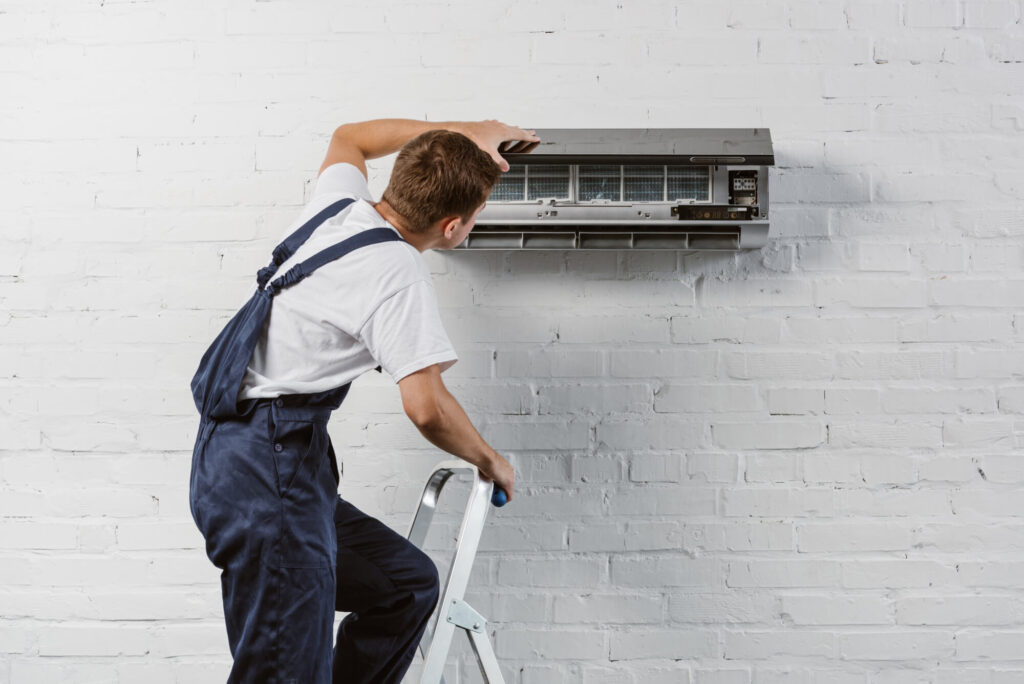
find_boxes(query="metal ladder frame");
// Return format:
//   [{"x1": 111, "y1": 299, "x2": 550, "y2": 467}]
[{"x1": 406, "y1": 460, "x2": 506, "y2": 684}]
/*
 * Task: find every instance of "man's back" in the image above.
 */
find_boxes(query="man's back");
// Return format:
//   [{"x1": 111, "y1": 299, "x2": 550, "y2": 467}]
[{"x1": 239, "y1": 161, "x2": 458, "y2": 400}]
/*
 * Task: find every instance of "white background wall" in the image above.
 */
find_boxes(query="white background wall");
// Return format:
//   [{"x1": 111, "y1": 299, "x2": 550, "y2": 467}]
[{"x1": 3, "y1": 0, "x2": 1024, "y2": 681}]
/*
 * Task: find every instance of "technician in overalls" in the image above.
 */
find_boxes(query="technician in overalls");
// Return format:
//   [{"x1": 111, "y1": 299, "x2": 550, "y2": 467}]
[{"x1": 188, "y1": 118, "x2": 537, "y2": 683}]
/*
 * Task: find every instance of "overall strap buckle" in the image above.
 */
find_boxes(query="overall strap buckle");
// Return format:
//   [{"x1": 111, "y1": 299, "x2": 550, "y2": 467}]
[
  {"x1": 255, "y1": 197, "x2": 357, "y2": 291},
  {"x1": 266, "y1": 227, "x2": 405, "y2": 297}
]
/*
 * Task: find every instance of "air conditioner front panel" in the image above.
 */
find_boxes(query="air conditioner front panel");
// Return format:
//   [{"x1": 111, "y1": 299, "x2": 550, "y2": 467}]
[
  {"x1": 500, "y1": 128, "x2": 775, "y2": 167},
  {"x1": 457, "y1": 128, "x2": 774, "y2": 251}
]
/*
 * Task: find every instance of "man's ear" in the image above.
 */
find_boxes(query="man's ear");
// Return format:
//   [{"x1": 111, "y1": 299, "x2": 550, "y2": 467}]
[{"x1": 441, "y1": 216, "x2": 461, "y2": 240}]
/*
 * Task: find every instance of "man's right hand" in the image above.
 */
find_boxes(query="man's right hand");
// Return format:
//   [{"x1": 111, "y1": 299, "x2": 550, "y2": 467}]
[
  {"x1": 480, "y1": 453, "x2": 515, "y2": 505},
  {"x1": 451, "y1": 120, "x2": 540, "y2": 172}
]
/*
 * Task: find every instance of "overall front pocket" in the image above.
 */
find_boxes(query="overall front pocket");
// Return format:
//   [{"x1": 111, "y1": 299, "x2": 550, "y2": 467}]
[
  {"x1": 270, "y1": 418, "x2": 326, "y2": 498},
  {"x1": 269, "y1": 416, "x2": 337, "y2": 569}
]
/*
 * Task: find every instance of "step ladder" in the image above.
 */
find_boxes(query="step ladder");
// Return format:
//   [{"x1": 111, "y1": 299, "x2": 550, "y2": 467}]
[{"x1": 405, "y1": 460, "x2": 506, "y2": 684}]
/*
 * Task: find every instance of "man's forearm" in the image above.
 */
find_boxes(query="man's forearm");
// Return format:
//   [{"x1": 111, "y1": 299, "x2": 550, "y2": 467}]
[
  {"x1": 335, "y1": 118, "x2": 459, "y2": 160},
  {"x1": 413, "y1": 387, "x2": 500, "y2": 475}
]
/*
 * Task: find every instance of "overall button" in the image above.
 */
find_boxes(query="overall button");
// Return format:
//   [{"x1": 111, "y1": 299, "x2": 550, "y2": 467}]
[
  {"x1": 274, "y1": 398, "x2": 283, "y2": 407},
  {"x1": 274, "y1": 443, "x2": 283, "y2": 452}
]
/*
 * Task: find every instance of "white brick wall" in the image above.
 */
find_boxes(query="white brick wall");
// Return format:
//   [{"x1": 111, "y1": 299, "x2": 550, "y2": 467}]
[{"x1": 2, "y1": 0, "x2": 1023, "y2": 681}]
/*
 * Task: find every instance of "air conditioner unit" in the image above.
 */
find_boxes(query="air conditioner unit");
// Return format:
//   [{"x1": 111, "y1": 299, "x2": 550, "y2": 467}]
[{"x1": 457, "y1": 128, "x2": 774, "y2": 251}]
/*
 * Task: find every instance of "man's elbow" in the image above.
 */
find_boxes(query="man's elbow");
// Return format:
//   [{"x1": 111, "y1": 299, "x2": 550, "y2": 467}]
[
  {"x1": 402, "y1": 384, "x2": 446, "y2": 430},
  {"x1": 399, "y1": 364, "x2": 448, "y2": 430},
  {"x1": 332, "y1": 124, "x2": 366, "y2": 154},
  {"x1": 404, "y1": 400, "x2": 444, "y2": 432}
]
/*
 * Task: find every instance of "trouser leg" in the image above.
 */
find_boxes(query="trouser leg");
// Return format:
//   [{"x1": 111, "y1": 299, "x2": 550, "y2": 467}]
[
  {"x1": 191, "y1": 410, "x2": 338, "y2": 683},
  {"x1": 333, "y1": 496, "x2": 441, "y2": 684}
]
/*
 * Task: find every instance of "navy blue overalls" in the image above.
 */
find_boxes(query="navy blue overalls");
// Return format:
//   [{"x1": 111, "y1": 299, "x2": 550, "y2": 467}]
[{"x1": 189, "y1": 198, "x2": 441, "y2": 684}]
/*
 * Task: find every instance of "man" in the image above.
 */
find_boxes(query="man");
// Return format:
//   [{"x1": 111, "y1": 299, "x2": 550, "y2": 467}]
[{"x1": 188, "y1": 118, "x2": 537, "y2": 683}]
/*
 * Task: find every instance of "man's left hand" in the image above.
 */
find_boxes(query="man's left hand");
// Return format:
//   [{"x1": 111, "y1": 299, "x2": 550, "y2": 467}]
[{"x1": 451, "y1": 120, "x2": 540, "y2": 172}]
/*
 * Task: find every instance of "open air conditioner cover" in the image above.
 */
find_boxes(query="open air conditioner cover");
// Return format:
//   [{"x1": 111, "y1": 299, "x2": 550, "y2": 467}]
[{"x1": 458, "y1": 127, "x2": 774, "y2": 251}]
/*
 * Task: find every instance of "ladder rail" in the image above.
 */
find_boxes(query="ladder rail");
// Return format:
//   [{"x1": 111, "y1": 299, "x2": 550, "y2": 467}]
[{"x1": 406, "y1": 460, "x2": 506, "y2": 684}]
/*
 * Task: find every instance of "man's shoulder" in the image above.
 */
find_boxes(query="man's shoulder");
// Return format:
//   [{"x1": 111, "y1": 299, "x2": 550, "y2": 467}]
[
  {"x1": 315, "y1": 162, "x2": 373, "y2": 201},
  {"x1": 316, "y1": 209, "x2": 425, "y2": 286}
]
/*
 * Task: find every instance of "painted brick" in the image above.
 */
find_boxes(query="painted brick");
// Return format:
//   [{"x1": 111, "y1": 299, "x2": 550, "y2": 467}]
[
  {"x1": 728, "y1": 561, "x2": 841, "y2": 588},
  {"x1": 713, "y1": 421, "x2": 826, "y2": 449},
  {"x1": 610, "y1": 629, "x2": 718, "y2": 660},
  {"x1": 687, "y1": 452, "x2": 741, "y2": 483},
  {"x1": 898, "y1": 596, "x2": 1024, "y2": 626},
  {"x1": 956, "y1": 631, "x2": 1024, "y2": 660},
  {"x1": 606, "y1": 484, "x2": 716, "y2": 516},
  {"x1": 781, "y1": 595, "x2": 892, "y2": 625},
  {"x1": 767, "y1": 388, "x2": 825, "y2": 415},
  {"x1": 796, "y1": 523, "x2": 912, "y2": 552},
  {"x1": 681, "y1": 522, "x2": 794, "y2": 552},
  {"x1": 627, "y1": 453, "x2": 684, "y2": 483},
  {"x1": 842, "y1": 561, "x2": 957, "y2": 588},
  {"x1": 723, "y1": 488, "x2": 835, "y2": 517},
  {"x1": 497, "y1": 629, "x2": 607, "y2": 660},
  {"x1": 723, "y1": 630, "x2": 835, "y2": 659},
  {"x1": 6, "y1": 1, "x2": 1024, "y2": 676},
  {"x1": 668, "y1": 591, "x2": 776, "y2": 624},
  {"x1": 612, "y1": 555, "x2": 721, "y2": 588},
  {"x1": 839, "y1": 631, "x2": 954, "y2": 660},
  {"x1": 498, "y1": 557, "x2": 605, "y2": 588},
  {"x1": 553, "y1": 592, "x2": 662, "y2": 624},
  {"x1": 655, "y1": 383, "x2": 761, "y2": 414},
  {"x1": 744, "y1": 453, "x2": 801, "y2": 482}
]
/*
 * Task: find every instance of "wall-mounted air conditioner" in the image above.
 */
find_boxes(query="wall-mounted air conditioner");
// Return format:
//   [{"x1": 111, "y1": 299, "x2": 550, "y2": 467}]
[{"x1": 457, "y1": 128, "x2": 774, "y2": 251}]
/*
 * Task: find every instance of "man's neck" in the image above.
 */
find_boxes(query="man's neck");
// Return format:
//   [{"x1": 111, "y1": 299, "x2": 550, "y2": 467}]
[{"x1": 371, "y1": 200, "x2": 433, "y2": 252}]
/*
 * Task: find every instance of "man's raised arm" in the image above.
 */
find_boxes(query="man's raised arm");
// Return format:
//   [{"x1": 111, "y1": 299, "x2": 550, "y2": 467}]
[{"x1": 319, "y1": 118, "x2": 539, "y2": 177}]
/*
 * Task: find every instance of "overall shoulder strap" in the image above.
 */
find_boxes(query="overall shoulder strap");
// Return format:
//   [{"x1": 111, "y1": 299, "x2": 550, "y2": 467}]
[
  {"x1": 257, "y1": 197, "x2": 357, "y2": 290},
  {"x1": 266, "y1": 227, "x2": 406, "y2": 296}
]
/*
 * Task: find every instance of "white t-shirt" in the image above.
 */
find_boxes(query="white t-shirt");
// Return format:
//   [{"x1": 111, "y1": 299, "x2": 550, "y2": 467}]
[{"x1": 237, "y1": 162, "x2": 458, "y2": 400}]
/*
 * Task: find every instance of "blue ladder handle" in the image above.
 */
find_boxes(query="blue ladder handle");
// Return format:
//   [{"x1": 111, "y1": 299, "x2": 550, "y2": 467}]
[{"x1": 491, "y1": 487, "x2": 508, "y2": 507}]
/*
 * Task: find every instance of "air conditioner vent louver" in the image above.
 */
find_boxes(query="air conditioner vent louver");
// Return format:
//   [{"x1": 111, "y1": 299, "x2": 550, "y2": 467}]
[{"x1": 458, "y1": 128, "x2": 773, "y2": 251}]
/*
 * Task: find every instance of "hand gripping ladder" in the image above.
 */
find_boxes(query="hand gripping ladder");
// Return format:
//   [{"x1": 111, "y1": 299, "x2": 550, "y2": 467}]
[{"x1": 406, "y1": 460, "x2": 506, "y2": 684}]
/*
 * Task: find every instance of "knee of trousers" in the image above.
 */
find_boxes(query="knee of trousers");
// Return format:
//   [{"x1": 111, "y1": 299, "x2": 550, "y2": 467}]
[{"x1": 407, "y1": 546, "x2": 441, "y2": 614}]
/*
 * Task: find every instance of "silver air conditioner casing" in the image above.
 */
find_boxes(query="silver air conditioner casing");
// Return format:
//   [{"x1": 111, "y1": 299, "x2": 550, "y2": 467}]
[{"x1": 457, "y1": 128, "x2": 774, "y2": 251}]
